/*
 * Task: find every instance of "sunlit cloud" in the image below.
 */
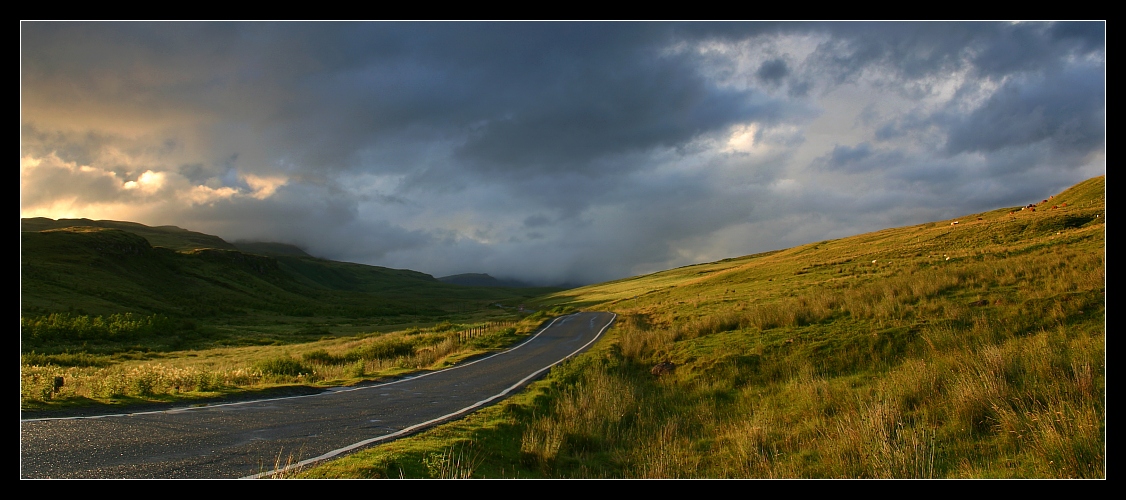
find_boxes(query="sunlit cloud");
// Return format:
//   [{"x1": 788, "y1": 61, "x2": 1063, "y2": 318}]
[
  {"x1": 122, "y1": 170, "x2": 166, "y2": 193},
  {"x1": 20, "y1": 153, "x2": 288, "y2": 218},
  {"x1": 243, "y1": 174, "x2": 288, "y2": 199},
  {"x1": 725, "y1": 123, "x2": 759, "y2": 153},
  {"x1": 185, "y1": 185, "x2": 241, "y2": 205}
]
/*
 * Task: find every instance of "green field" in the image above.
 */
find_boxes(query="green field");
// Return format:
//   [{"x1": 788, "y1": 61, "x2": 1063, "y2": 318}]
[{"x1": 21, "y1": 177, "x2": 1104, "y2": 478}]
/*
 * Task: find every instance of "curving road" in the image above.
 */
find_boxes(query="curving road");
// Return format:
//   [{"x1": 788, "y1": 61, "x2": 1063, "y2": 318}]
[{"x1": 21, "y1": 311, "x2": 616, "y2": 479}]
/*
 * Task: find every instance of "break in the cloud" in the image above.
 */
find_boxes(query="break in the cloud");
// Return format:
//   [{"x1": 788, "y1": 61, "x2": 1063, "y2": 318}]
[{"x1": 21, "y1": 21, "x2": 1105, "y2": 286}]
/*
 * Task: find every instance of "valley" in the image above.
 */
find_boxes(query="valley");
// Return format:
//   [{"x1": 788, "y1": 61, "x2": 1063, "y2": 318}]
[{"x1": 20, "y1": 176, "x2": 1105, "y2": 478}]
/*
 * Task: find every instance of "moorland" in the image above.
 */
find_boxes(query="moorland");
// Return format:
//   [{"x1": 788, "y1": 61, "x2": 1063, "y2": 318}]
[{"x1": 21, "y1": 176, "x2": 1105, "y2": 478}]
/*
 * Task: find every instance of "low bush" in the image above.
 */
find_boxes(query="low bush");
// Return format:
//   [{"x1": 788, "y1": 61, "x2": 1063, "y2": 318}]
[
  {"x1": 253, "y1": 356, "x2": 311, "y2": 377},
  {"x1": 345, "y1": 337, "x2": 416, "y2": 361},
  {"x1": 21, "y1": 313, "x2": 177, "y2": 344}
]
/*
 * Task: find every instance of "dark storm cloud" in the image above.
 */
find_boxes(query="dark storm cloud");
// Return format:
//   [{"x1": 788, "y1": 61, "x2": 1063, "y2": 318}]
[
  {"x1": 177, "y1": 163, "x2": 222, "y2": 186},
  {"x1": 800, "y1": 21, "x2": 1103, "y2": 94},
  {"x1": 970, "y1": 21, "x2": 1104, "y2": 77},
  {"x1": 453, "y1": 68, "x2": 768, "y2": 174},
  {"x1": 21, "y1": 21, "x2": 1105, "y2": 286},
  {"x1": 756, "y1": 58, "x2": 790, "y2": 85},
  {"x1": 1048, "y1": 21, "x2": 1105, "y2": 53},
  {"x1": 313, "y1": 22, "x2": 800, "y2": 176},
  {"x1": 523, "y1": 215, "x2": 551, "y2": 228},
  {"x1": 829, "y1": 143, "x2": 871, "y2": 165},
  {"x1": 30, "y1": 21, "x2": 1100, "y2": 180},
  {"x1": 806, "y1": 22, "x2": 982, "y2": 83},
  {"x1": 22, "y1": 22, "x2": 797, "y2": 180},
  {"x1": 819, "y1": 142, "x2": 908, "y2": 174},
  {"x1": 944, "y1": 64, "x2": 1104, "y2": 157},
  {"x1": 873, "y1": 119, "x2": 908, "y2": 141}
]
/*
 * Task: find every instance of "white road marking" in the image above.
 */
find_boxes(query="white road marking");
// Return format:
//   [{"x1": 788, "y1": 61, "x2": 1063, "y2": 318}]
[{"x1": 244, "y1": 312, "x2": 616, "y2": 479}]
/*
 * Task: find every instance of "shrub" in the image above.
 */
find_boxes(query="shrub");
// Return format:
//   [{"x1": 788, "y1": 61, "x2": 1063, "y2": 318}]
[
  {"x1": 20, "y1": 313, "x2": 176, "y2": 343},
  {"x1": 302, "y1": 349, "x2": 343, "y2": 365},
  {"x1": 253, "y1": 357, "x2": 311, "y2": 377},
  {"x1": 21, "y1": 352, "x2": 109, "y2": 368},
  {"x1": 345, "y1": 338, "x2": 415, "y2": 361}
]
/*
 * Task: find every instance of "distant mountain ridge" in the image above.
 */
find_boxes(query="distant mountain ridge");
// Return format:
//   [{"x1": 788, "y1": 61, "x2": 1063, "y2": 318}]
[
  {"x1": 21, "y1": 217, "x2": 317, "y2": 259},
  {"x1": 22, "y1": 217, "x2": 237, "y2": 252}
]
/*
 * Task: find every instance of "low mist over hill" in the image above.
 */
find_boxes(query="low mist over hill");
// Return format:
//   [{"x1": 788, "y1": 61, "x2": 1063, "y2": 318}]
[
  {"x1": 438, "y1": 273, "x2": 540, "y2": 288},
  {"x1": 232, "y1": 241, "x2": 314, "y2": 258}
]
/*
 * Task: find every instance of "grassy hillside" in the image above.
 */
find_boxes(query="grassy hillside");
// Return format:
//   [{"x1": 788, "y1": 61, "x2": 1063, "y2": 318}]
[
  {"x1": 296, "y1": 176, "x2": 1104, "y2": 479},
  {"x1": 20, "y1": 220, "x2": 556, "y2": 354}
]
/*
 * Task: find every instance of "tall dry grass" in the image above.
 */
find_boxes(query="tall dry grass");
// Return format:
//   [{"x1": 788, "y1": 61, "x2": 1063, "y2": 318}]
[
  {"x1": 508, "y1": 242, "x2": 1103, "y2": 478},
  {"x1": 22, "y1": 321, "x2": 523, "y2": 406}
]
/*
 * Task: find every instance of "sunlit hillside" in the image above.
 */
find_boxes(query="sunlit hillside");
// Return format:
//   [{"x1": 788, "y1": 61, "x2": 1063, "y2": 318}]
[{"x1": 300, "y1": 175, "x2": 1104, "y2": 479}]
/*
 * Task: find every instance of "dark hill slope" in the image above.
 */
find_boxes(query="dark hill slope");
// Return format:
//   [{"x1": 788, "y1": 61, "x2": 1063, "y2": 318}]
[
  {"x1": 20, "y1": 222, "x2": 539, "y2": 320},
  {"x1": 21, "y1": 227, "x2": 375, "y2": 318}
]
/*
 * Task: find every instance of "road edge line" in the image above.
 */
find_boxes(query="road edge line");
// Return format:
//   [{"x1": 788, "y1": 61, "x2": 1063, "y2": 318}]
[{"x1": 245, "y1": 312, "x2": 616, "y2": 479}]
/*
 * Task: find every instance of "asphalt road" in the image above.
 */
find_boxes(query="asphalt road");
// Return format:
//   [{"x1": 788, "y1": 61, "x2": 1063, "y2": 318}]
[{"x1": 20, "y1": 311, "x2": 617, "y2": 479}]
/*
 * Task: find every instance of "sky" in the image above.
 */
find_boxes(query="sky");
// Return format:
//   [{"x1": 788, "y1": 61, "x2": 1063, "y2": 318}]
[{"x1": 20, "y1": 21, "x2": 1105, "y2": 286}]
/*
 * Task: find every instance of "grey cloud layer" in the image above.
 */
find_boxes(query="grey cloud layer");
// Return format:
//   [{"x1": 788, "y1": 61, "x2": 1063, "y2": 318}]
[{"x1": 21, "y1": 22, "x2": 1104, "y2": 285}]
